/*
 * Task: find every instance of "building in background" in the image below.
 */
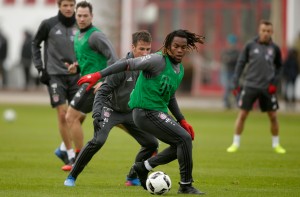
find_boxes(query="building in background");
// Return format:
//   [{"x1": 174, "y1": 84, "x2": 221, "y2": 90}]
[{"x1": 1, "y1": 0, "x2": 300, "y2": 97}]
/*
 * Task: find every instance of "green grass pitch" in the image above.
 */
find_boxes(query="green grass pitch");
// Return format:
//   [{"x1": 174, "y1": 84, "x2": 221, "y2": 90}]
[{"x1": 0, "y1": 104, "x2": 299, "y2": 197}]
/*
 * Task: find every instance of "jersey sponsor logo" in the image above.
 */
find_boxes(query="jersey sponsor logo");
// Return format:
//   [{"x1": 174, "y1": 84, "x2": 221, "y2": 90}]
[
  {"x1": 55, "y1": 29, "x2": 62, "y2": 35},
  {"x1": 127, "y1": 76, "x2": 133, "y2": 82}
]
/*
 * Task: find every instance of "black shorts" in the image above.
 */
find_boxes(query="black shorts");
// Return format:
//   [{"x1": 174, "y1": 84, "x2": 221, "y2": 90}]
[
  {"x1": 47, "y1": 74, "x2": 80, "y2": 108},
  {"x1": 70, "y1": 83, "x2": 95, "y2": 114},
  {"x1": 238, "y1": 86, "x2": 279, "y2": 112}
]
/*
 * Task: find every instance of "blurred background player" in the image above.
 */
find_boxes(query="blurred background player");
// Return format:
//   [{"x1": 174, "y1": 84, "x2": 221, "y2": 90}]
[
  {"x1": 76, "y1": 29, "x2": 205, "y2": 195},
  {"x1": 282, "y1": 48, "x2": 299, "y2": 111},
  {"x1": 62, "y1": 1, "x2": 118, "y2": 171},
  {"x1": 0, "y1": 28, "x2": 8, "y2": 89},
  {"x1": 227, "y1": 20, "x2": 286, "y2": 154},
  {"x1": 20, "y1": 30, "x2": 33, "y2": 91},
  {"x1": 32, "y1": 0, "x2": 79, "y2": 167},
  {"x1": 64, "y1": 30, "x2": 158, "y2": 187},
  {"x1": 221, "y1": 34, "x2": 240, "y2": 109}
]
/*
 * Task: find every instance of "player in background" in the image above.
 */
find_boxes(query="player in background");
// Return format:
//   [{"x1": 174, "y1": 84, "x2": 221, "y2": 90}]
[
  {"x1": 76, "y1": 29, "x2": 205, "y2": 195},
  {"x1": 227, "y1": 20, "x2": 286, "y2": 154},
  {"x1": 221, "y1": 34, "x2": 240, "y2": 109},
  {"x1": 32, "y1": 0, "x2": 79, "y2": 167},
  {"x1": 64, "y1": 30, "x2": 158, "y2": 187},
  {"x1": 62, "y1": 1, "x2": 118, "y2": 171}
]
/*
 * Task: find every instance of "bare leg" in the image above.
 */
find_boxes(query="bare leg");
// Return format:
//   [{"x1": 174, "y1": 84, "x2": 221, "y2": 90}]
[
  {"x1": 65, "y1": 106, "x2": 85, "y2": 150},
  {"x1": 234, "y1": 109, "x2": 250, "y2": 135},
  {"x1": 267, "y1": 111, "x2": 279, "y2": 136},
  {"x1": 227, "y1": 109, "x2": 250, "y2": 152},
  {"x1": 56, "y1": 104, "x2": 72, "y2": 150}
]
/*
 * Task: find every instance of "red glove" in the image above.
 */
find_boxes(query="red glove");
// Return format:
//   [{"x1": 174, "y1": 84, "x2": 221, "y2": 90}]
[
  {"x1": 77, "y1": 72, "x2": 102, "y2": 91},
  {"x1": 232, "y1": 86, "x2": 241, "y2": 96},
  {"x1": 268, "y1": 84, "x2": 277, "y2": 94},
  {"x1": 180, "y1": 119, "x2": 195, "y2": 140}
]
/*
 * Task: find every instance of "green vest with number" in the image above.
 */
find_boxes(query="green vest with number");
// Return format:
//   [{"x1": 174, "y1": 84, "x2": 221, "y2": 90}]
[
  {"x1": 74, "y1": 27, "x2": 108, "y2": 77},
  {"x1": 129, "y1": 54, "x2": 184, "y2": 113}
]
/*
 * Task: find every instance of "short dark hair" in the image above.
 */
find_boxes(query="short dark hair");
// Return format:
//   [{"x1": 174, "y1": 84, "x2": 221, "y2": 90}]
[
  {"x1": 259, "y1": 19, "x2": 272, "y2": 26},
  {"x1": 132, "y1": 30, "x2": 152, "y2": 46},
  {"x1": 57, "y1": 0, "x2": 76, "y2": 6},
  {"x1": 161, "y1": 29, "x2": 205, "y2": 55},
  {"x1": 76, "y1": 1, "x2": 93, "y2": 14}
]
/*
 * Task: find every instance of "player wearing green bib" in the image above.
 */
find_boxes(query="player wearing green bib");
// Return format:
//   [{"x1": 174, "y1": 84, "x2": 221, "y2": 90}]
[
  {"x1": 129, "y1": 52, "x2": 184, "y2": 113},
  {"x1": 63, "y1": 1, "x2": 117, "y2": 171},
  {"x1": 78, "y1": 29, "x2": 205, "y2": 195}
]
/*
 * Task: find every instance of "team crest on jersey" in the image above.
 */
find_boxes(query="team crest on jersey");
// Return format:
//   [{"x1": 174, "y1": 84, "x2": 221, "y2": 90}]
[
  {"x1": 267, "y1": 48, "x2": 273, "y2": 56},
  {"x1": 52, "y1": 94, "x2": 59, "y2": 103},
  {"x1": 72, "y1": 28, "x2": 78, "y2": 35},
  {"x1": 158, "y1": 112, "x2": 167, "y2": 120},
  {"x1": 104, "y1": 111, "x2": 111, "y2": 118}
]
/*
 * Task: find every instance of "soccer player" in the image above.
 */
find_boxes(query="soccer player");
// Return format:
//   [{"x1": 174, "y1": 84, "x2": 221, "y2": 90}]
[
  {"x1": 64, "y1": 30, "x2": 158, "y2": 187},
  {"x1": 226, "y1": 20, "x2": 286, "y2": 154},
  {"x1": 32, "y1": 0, "x2": 79, "y2": 166},
  {"x1": 76, "y1": 29, "x2": 205, "y2": 195},
  {"x1": 221, "y1": 34, "x2": 240, "y2": 109},
  {"x1": 62, "y1": 1, "x2": 118, "y2": 171}
]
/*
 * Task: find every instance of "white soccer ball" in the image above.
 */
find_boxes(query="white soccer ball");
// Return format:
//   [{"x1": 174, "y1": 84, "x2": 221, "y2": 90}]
[
  {"x1": 146, "y1": 171, "x2": 171, "y2": 195},
  {"x1": 3, "y1": 109, "x2": 16, "y2": 122}
]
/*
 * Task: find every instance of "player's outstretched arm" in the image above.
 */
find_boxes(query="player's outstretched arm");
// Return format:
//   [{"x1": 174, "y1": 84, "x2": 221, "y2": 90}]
[{"x1": 77, "y1": 59, "x2": 129, "y2": 90}]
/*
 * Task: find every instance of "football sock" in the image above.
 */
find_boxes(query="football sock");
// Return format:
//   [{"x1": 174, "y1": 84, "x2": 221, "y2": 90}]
[
  {"x1": 144, "y1": 160, "x2": 152, "y2": 171},
  {"x1": 233, "y1": 134, "x2": 240, "y2": 147},
  {"x1": 180, "y1": 181, "x2": 191, "y2": 185},
  {"x1": 272, "y1": 136, "x2": 279, "y2": 148},
  {"x1": 60, "y1": 142, "x2": 67, "y2": 151},
  {"x1": 75, "y1": 149, "x2": 81, "y2": 159},
  {"x1": 67, "y1": 149, "x2": 75, "y2": 160}
]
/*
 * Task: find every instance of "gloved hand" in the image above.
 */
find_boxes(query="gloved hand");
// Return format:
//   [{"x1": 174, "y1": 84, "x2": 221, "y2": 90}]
[
  {"x1": 39, "y1": 69, "x2": 50, "y2": 85},
  {"x1": 232, "y1": 86, "x2": 241, "y2": 96},
  {"x1": 268, "y1": 84, "x2": 277, "y2": 94},
  {"x1": 93, "y1": 116, "x2": 102, "y2": 130},
  {"x1": 77, "y1": 72, "x2": 102, "y2": 91},
  {"x1": 179, "y1": 119, "x2": 195, "y2": 140}
]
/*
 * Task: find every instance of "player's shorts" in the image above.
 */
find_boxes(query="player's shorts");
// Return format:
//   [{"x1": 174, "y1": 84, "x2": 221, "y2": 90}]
[
  {"x1": 70, "y1": 83, "x2": 95, "y2": 114},
  {"x1": 47, "y1": 74, "x2": 80, "y2": 108},
  {"x1": 237, "y1": 86, "x2": 279, "y2": 112}
]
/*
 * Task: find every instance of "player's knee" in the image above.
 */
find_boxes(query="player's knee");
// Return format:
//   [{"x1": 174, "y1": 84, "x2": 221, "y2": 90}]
[
  {"x1": 147, "y1": 140, "x2": 159, "y2": 151},
  {"x1": 180, "y1": 132, "x2": 192, "y2": 143}
]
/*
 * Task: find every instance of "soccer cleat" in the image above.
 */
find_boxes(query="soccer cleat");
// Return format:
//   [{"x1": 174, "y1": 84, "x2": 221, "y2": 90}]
[
  {"x1": 133, "y1": 162, "x2": 149, "y2": 190},
  {"x1": 64, "y1": 176, "x2": 76, "y2": 187},
  {"x1": 226, "y1": 144, "x2": 239, "y2": 153},
  {"x1": 178, "y1": 183, "x2": 205, "y2": 195},
  {"x1": 54, "y1": 148, "x2": 69, "y2": 164},
  {"x1": 62, "y1": 158, "x2": 75, "y2": 171},
  {"x1": 273, "y1": 145, "x2": 286, "y2": 154},
  {"x1": 125, "y1": 177, "x2": 141, "y2": 186}
]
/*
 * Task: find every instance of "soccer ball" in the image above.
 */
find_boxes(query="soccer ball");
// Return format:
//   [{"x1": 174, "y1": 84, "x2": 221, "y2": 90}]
[
  {"x1": 3, "y1": 109, "x2": 16, "y2": 122},
  {"x1": 146, "y1": 171, "x2": 171, "y2": 195}
]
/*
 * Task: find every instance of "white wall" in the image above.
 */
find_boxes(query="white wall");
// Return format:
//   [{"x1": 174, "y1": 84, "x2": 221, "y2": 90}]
[
  {"x1": 287, "y1": 0, "x2": 300, "y2": 47},
  {"x1": 0, "y1": 0, "x2": 119, "y2": 88},
  {"x1": 0, "y1": 0, "x2": 57, "y2": 88}
]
